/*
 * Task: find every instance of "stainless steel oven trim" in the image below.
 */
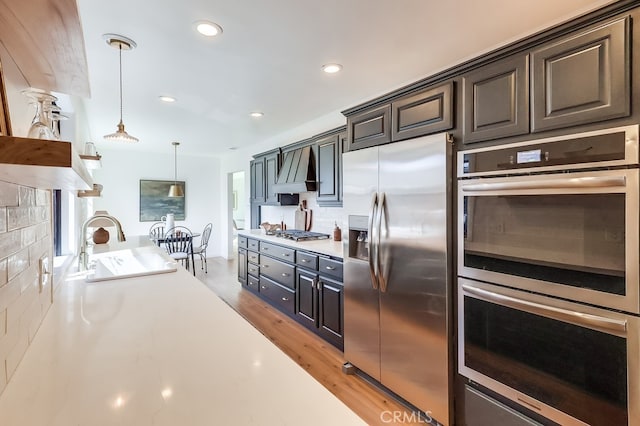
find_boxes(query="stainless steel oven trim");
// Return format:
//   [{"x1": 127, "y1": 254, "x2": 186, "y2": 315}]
[
  {"x1": 457, "y1": 124, "x2": 639, "y2": 178},
  {"x1": 458, "y1": 168, "x2": 640, "y2": 314},
  {"x1": 458, "y1": 278, "x2": 640, "y2": 426}
]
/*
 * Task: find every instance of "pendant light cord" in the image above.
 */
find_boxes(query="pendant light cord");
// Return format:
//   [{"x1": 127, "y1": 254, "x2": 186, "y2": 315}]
[
  {"x1": 118, "y1": 43, "x2": 123, "y2": 123},
  {"x1": 174, "y1": 143, "x2": 178, "y2": 184}
]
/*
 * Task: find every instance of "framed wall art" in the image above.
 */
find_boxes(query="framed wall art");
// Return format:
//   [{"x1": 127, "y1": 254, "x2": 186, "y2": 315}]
[{"x1": 139, "y1": 179, "x2": 186, "y2": 222}]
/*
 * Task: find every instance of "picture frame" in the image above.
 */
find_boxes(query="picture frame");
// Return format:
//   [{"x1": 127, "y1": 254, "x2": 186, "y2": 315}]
[
  {"x1": 139, "y1": 179, "x2": 185, "y2": 222},
  {"x1": 0, "y1": 56, "x2": 12, "y2": 136}
]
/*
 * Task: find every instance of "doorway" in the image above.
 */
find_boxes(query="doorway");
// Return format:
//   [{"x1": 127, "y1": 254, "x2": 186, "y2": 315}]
[{"x1": 228, "y1": 171, "x2": 245, "y2": 256}]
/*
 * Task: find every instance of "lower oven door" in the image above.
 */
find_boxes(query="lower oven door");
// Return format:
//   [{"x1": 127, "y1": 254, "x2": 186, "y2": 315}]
[
  {"x1": 458, "y1": 278, "x2": 639, "y2": 426},
  {"x1": 458, "y1": 168, "x2": 639, "y2": 314}
]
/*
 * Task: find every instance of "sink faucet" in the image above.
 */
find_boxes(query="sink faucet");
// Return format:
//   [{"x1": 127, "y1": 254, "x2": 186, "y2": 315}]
[{"x1": 78, "y1": 214, "x2": 126, "y2": 270}]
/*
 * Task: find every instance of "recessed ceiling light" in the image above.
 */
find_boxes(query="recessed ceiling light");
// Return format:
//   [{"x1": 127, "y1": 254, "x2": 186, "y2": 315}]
[
  {"x1": 250, "y1": 112, "x2": 264, "y2": 118},
  {"x1": 195, "y1": 21, "x2": 223, "y2": 37},
  {"x1": 322, "y1": 63, "x2": 343, "y2": 74},
  {"x1": 159, "y1": 96, "x2": 176, "y2": 103}
]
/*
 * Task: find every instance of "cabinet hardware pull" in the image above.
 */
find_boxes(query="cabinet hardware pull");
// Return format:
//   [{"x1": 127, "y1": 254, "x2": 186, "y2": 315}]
[
  {"x1": 263, "y1": 247, "x2": 268, "y2": 250},
  {"x1": 281, "y1": 297, "x2": 289, "y2": 301},
  {"x1": 326, "y1": 266, "x2": 335, "y2": 270},
  {"x1": 282, "y1": 273, "x2": 289, "y2": 277},
  {"x1": 282, "y1": 253, "x2": 289, "y2": 257},
  {"x1": 261, "y1": 285, "x2": 267, "y2": 289},
  {"x1": 262, "y1": 264, "x2": 269, "y2": 268},
  {"x1": 301, "y1": 259, "x2": 308, "y2": 262}
]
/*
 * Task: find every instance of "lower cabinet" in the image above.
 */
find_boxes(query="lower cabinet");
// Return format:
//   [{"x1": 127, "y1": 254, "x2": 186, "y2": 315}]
[
  {"x1": 295, "y1": 267, "x2": 344, "y2": 350},
  {"x1": 238, "y1": 238, "x2": 344, "y2": 350}
]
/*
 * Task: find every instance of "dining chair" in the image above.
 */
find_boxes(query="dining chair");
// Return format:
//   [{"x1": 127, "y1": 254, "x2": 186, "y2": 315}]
[
  {"x1": 164, "y1": 226, "x2": 194, "y2": 275},
  {"x1": 192, "y1": 223, "x2": 212, "y2": 273},
  {"x1": 148, "y1": 222, "x2": 165, "y2": 246}
]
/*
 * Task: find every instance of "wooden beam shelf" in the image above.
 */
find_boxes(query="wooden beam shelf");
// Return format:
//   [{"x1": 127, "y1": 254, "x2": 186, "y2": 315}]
[
  {"x1": 0, "y1": 135, "x2": 93, "y2": 190},
  {"x1": 79, "y1": 154, "x2": 102, "y2": 170}
]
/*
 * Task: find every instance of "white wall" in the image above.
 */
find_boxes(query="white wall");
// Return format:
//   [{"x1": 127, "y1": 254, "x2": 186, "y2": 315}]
[{"x1": 92, "y1": 149, "x2": 222, "y2": 256}]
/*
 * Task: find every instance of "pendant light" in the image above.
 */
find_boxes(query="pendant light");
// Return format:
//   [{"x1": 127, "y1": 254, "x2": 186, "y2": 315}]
[
  {"x1": 103, "y1": 34, "x2": 139, "y2": 143},
  {"x1": 168, "y1": 141, "x2": 184, "y2": 197}
]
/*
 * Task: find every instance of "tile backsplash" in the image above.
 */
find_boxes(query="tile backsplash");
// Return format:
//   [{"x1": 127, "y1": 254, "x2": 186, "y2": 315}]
[
  {"x1": 260, "y1": 192, "x2": 345, "y2": 235},
  {"x1": 0, "y1": 181, "x2": 52, "y2": 396}
]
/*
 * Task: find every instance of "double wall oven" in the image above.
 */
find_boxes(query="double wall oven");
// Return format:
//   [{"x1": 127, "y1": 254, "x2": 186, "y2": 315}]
[{"x1": 457, "y1": 125, "x2": 640, "y2": 425}]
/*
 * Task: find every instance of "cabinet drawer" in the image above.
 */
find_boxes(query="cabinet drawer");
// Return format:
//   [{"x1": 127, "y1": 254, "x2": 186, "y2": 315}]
[
  {"x1": 247, "y1": 251, "x2": 260, "y2": 265},
  {"x1": 246, "y1": 274, "x2": 260, "y2": 293},
  {"x1": 238, "y1": 236, "x2": 248, "y2": 248},
  {"x1": 247, "y1": 263, "x2": 260, "y2": 277},
  {"x1": 260, "y1": 242, "x2": 295, "y2": 263},
  {"x1": 247, "y1": 238, "x2": 260, "y2": 251},
  {"x1": 319, "y1": 257, "x2": 343, "y2": 281},
  {"x1": 296, "y1": 251, "x2": 319, "y2": 270},
  {"x1": 260, "y1": 255, "x2": 295, "y2": 289},
  {"x1": 259, "y1": 275, "x2": 295, "y2": 315}
]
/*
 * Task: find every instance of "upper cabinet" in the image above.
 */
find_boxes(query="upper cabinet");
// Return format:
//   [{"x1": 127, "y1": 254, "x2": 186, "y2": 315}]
[
  {"x1": 391, "y1": 81, "x2": 454, "y2": 141},
  {"x1": 345, "y1": 81, "x2": 454, "y2": 152},
  {"x1": 463, "y1": 55, "x2": 530, "y2": 143},
  {"x1": 463, "y1": 15, "x2": 631, "y2": 145},
  {"x1": 530, "y1": 16, "x2": 630, "y2": 133},
  {"x1": 345, "y1": 104, "x2": 391, "y2": 151},
  {"x1": 314, "y1": 130, "x2": 345, "y2": 207},
  {"x1": 250, "y1": 149, "x2": 299, "y2": 207}
]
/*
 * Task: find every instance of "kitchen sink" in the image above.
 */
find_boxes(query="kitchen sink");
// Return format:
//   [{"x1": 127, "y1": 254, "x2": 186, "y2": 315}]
[{"x1": 85, "y1": 247, "x2": 178, "y2": 282}]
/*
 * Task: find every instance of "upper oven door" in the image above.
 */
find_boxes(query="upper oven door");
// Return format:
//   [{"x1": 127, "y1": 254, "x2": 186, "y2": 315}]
[{"x1": 458, "y1": 168, "x2": 639, "y2": 314}]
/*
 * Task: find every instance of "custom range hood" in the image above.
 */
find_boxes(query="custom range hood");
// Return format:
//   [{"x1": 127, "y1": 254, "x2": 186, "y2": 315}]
[{"x1": 273, "y1": 146, "x2": 317, "y2": 193}]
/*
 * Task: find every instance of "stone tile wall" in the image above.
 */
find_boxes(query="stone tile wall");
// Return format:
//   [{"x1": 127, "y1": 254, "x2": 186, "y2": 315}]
[{"x1": 0, "y1": 181, "x2": 52, "y2": 396}]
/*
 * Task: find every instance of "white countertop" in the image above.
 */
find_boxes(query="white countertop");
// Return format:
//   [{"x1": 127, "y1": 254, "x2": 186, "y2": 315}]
[
  {"x1": 238, "y1": 230, "x2": 344, "y2": 259},
  {"x1": 0, "y1": 238, "x2": 362, "y2": 425}
]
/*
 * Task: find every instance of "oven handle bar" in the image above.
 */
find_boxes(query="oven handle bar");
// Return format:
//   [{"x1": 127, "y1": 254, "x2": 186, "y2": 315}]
[
  {"x1": 461, "y1": 175, "x2": 626, "y2": 192},
  {"x1": 462, "y1": 284, "x2": 627, "y2": 334}
]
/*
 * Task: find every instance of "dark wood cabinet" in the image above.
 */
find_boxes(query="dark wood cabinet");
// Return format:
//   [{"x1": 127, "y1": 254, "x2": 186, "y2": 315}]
[
  {"x1": 249, "y1": 159, "x2": 265, "y2": 204},
  {"x1": 346, "y1": 104, "x2": 391, "y2": 151},
  {"x1": 238, "y1": 248, "x2": 247, "y2": 285},
  {"x1": 531, "y1": 16, "x2": 630, "y2": 133},
  {"x1": 391, "y1": 81, "x2": 454, "y2": 141},
  {"x1": 295, "y1": 254, "x2": 344, "y2": 349},
  {"x1": 315, "y1": 131, "x2": 344, "y2": 207},
  {"x1": 264, "y1": 151, "x2": 280, "y2": 205},
  {"x1": 463, "y1": 54, "x2": 530, "y2": 144},
  {"x1": 296, "y1": 269, "x2": 318, "y2": 329},
  {"x1": 317, "y1": 275, "x2": 343, "y2": 348}
]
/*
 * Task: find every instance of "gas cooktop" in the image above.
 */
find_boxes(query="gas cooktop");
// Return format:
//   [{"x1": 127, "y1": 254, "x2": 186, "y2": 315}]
[{"x1": 275, "y1": 230, "x2": 330, "y2": 241}]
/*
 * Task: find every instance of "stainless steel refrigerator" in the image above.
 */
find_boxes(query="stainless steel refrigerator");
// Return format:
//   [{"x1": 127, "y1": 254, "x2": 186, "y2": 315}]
[{"x1": 343, "y1": 132, "x2": 452, "y2": 425}]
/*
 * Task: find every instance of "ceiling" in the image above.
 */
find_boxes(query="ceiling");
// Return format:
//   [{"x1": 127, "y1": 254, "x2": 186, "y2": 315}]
[{"x1": 76, "y1": 0, "x2": 616, "y2": 157}]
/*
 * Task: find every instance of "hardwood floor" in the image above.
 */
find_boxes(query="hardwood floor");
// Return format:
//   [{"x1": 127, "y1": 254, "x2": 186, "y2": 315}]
[{"x1": 194, "y1": 256, "x2": 425, "y2": 426}]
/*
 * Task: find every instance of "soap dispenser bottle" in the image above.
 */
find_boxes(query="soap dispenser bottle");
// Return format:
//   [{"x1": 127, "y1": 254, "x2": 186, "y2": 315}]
[{"x1": 333, "y1": 222, "x2": 342, "y2": 241}]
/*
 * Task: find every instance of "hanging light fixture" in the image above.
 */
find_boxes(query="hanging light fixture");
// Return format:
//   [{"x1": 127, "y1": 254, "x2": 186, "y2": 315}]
[
  {"x1": 168, "y1": 141, "x2": 184, "y2": 197},
  {"x1": 103, "y1": 34, "x2": 139, "y2": 143}
]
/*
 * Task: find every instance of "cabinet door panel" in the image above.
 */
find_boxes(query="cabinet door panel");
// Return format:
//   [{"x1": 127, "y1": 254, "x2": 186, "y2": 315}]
[
  {"x1": 463, "y1": 54, "x2": 529, "y2": 144},
  {"x1": 264, "y1": 153, "x2": 279, "y2": 204},
  {"x1": 318, "y1": 277, "x2": 343, "y2": 348},
  {"x1": 392, "y1": 81, "x2": 453, "y2": 141},
  {"x1": 531, "y1": 16, "x2": 630, "y2": 132},
  {"x1": 346, "y1": 104, "x2": 391, "y2": 151},
  {"x1": 296, "y1": 270, "x2": 317, "y2": 328},
  {"x1": 250, "y1": 159, "x2": 265, "y2": 203},
  {"x1": 316, "y1": 134, "x2": 341, "y2": 205},
  {"x1": 237, "y1": 248, "x2": 247, "y2": 285}
]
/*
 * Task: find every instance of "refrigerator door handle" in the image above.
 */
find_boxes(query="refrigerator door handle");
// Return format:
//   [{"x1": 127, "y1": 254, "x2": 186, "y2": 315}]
[
  {"x1": 368, "y1": 192, "x2": 379, "y2": 290},
  {"x1": 378, "y1": 192, "x2": 390, "y2": 293}
]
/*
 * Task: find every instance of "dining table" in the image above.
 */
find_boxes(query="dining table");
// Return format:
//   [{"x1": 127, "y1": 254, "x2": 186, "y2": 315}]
[{"x1": 151, "y1": 232, "x2": 200, "y2": 276}]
